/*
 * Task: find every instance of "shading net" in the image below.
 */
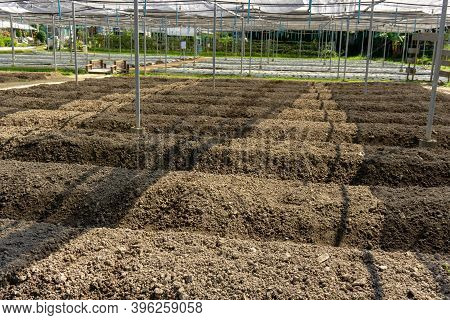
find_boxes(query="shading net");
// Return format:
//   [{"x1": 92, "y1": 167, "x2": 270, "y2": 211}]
[{"x1": 0, "y1": 1, "x2": 448, "y2": 31}]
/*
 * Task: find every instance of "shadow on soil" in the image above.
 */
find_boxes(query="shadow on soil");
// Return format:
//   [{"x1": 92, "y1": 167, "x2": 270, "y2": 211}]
[
  {"x1": 0, "y1": 79, "x2": 448, "y2": 299},
  {"x1": 0, "y1": 78, "x2": 309, "y2": 296}
]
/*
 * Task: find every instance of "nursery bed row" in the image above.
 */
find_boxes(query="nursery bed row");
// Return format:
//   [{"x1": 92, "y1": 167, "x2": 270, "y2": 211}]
[
  {"x1": 0, "y1": 218, "x2": 447, "y2": 300},
  {"x1": 0, "y1": 160, "x2": 448, "y2": 253},
  {"x1": 0, "y1": 129, "x2": 448, "y2": 187},
  {"x1": 2, "y1": 110, "x2": 446, "y2": 148}
]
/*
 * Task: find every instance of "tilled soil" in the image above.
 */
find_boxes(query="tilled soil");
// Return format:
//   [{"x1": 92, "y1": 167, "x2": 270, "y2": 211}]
[
  {"x1": 2, "y1": 110, "x2": 448, "y2": 148},
  {"x1": 0, "y1": 219, "x2": 448, "y2": 300},
  {"x1": 0, "y1": 77, "x2": 448, "y2": 300},
  {"x1": 0, "y1": 160, "x2": 448, "y2": 253},
  {"x1": 0, "y1": 72, "x2": 51, "y2": 83}
]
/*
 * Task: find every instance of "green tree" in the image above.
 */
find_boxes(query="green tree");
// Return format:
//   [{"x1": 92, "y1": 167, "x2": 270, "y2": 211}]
[
  {"x1": 378, "y1": 32, "x2": 404, "y2": 57},
  {"x1": 36, "y1": 31, "x2": 46, "y2": 43}
]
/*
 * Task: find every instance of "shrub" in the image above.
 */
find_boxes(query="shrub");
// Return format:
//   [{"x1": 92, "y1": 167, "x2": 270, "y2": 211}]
[{"x1": 36, "y1": 31, "x2": 46, "y2": 43}]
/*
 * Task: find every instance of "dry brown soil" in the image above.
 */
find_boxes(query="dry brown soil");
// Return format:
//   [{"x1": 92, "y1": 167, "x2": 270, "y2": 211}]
[{"x1": 0, "y1": 77, "x2": 448, "y2": 300}]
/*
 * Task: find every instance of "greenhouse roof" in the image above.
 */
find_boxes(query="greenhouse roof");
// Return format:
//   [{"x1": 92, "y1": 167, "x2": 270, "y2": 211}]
[{"x1": 0, "y1": 1, "x2": 448, "y2": 31}]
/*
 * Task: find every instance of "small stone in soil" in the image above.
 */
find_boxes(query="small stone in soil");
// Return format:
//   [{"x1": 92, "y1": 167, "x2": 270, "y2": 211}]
[{"x1": 317, "y1": 253, "x2": 330, "y2": 263}]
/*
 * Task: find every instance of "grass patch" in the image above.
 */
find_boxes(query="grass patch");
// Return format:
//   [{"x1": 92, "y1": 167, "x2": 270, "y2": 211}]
[
  {"x1": 0, "y1": 48, "x2": 35, "y2": 54},
  {"x1": 136, "y1": 71, "x2": 399, "y2": 84},
  {"x1": 0, "y1": 65, "x2": 86, "y2": 75}
]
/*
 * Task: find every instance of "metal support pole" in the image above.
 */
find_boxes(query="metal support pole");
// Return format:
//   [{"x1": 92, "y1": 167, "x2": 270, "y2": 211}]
[
  {"x1": 364, "y1": 0, "x2": 375, "y2": 94},
  {"x1": 318, "y1": 29, "x2": 322, "y2": 58},
  {"x1": 248, "y1": 17, "x2": 253, "y2": 76},
  {"x1": 107, "y1": 15, "x2": 111, "y2": 61},
  {"x1": 143, "y1": 17, "x2": 147, "y2": 75},
  {"x1": 370, "y1": 29, "x2": 375, "y2": 64},
  {"x1": 401, "y1": 25, "x2": 408, "y2": 72},
  {"x1": 46, "y1": 24, "x2": 49, "y2": 51},
  {"x1": 233, "y1": 20, "x2": 237, "y2": 56},
  {"x1": 422, "y1": 35, "x2": 427, "y2": 64},
  {"x1": 337, "y1": 20, "x2": 343, "y2": 79},
  {"x1": 424, "y1": 0, "x2": 448, "y2": 142},
  {"x1": 52, "y1": 14, "x2": 57, "y2": 71},
  {"x1": 130, "y1": 16, "x2": 133, "y2": 65},
  {"x1": 361, "y1": 30, "x2": 365, "y2": 56},
  {"x1": 240, "y1": 5, "x2": 245, "y2": 76},
  {"x1": 259, "y1": 15, "x2": 263, "y2": 69},
  {"x1": 9, "y1": 14, "x2": 15, "y2": 67},
  {"x1": 165, "y1": 18, "x2": 168, "y2": 72},
  {"x1": 212, "y1": 0, "x2": 217, "y2": 88},
  {"x1": 412, "y1": 38, "x2": 419, "y2": 81},
  {"x1": 72, "y1": 2, "x2": 78, "y2": 85},
  {"x1": 193, "y1": 21, "x2": 197, "y2": 67},
  {"x1": 133, "y1": 0, "x2": 141, "y2": 130},
  {"x1": 275, "y1": 27, "x2": 279, "y2": 59},
  {"x1": 329, "y1": 25, "x2": 334, "y2": 71},
  {"x1": 85, "y1": 16, "x2": 88, "y2": 65},
  {"x1": 343, "y1": 17, "x2": 350, "y2": 80},
  {"x1": 119, "y1": 24, "x2": 122, "y2": 53},
  {"x1": 59, "y1": 18, "x2": 62, "y2": 61},
  {"x1": 69, "y1": 21, "x2": 73, "y2": 63},
  {"x1": 272, "y1": 30, "x2": 278, "y2": 61},
  {"x1": 299, "y1": 29, "x2": 303, "y2": 58},
  {"x1": 430, "y1": 17, "x2": 440, "y2": 82},
  {"x1": 382, "y1": 35, "x2": 387, "y2": 67}
]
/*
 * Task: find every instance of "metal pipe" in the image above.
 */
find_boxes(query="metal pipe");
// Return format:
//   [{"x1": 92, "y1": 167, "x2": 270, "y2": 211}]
[
  {"x1": 430, "y1": 17, "x2": 440, "y2": 82},
  {"x1": 59, "y1": 18, "x2": 62, "y2": 61},
  {"x1": 107, "y1": 15, "x2": 110, "y2": 61},
  {"x1": 382, "y1": 35, "x2": 387, "y2": 67},
  {"x1": 318, "y1": 29, "x2": 322, "y2": 58},
  {"x1": 85, "y1": 15, "x2": 88, "y2": 65},
  {"x1": 143, "y1": 17, "x2": 147, "y2": 75},
  {"x1": 361, "y1": 30, "x2": 365, "y2": 56},
  {"x1": 364, "y1": 0, "x2": 375, "y2": 94},
  {"x1": 119, "y1": 23, "x2": 122, "y2": 53},
  {"x1": 240, "y1": 5, "x2": 245, "y2": 76},
  {"x1": 343, "y1": 17, "x2": 350, "y2": 80},
  {"x1": 259, "y1": 14, "x2": 263, "y2": 69},
  {"x1": 369, "y1": 29, "x2": 374, "y2": 65},
  {"x1": 9, "y1": 14, "x2": 15, "y2": 67},
  {"x1": 130, "y1": 16, "x2": 133, "y2": 65},
  {"x1": 299, "y1": 29, "x2": 303, "y2": 58},
  {"x1": 72, "y1": 2, "x2": 78, "y2": 85},
  {"x1": 248, "y1": 15, "x2": 253, "y2": 76},
  {"x1": 133, "y1": 0, "x2": 141, "y2": 130},
  {"x1": 324, "y1": 28, "x2": 328, "y2": 64},
  {"x1": 69, "y1": 22, "x2": 73, "y2": 63},
  {"x1": 46, "y1": 24, "x2": 49, "y2": 52},
  {"x1": 52, "y1": 14, "x2": 57, "y2": 71},
  {"x1": 272, "y1": 30, "x2": 278, "y2": 61},
  {"x1": 165, "y1": 18, "x2": 168, "y2": 72},
  {"x1": 329, "y1": 24, "x2": 334, "y2": 71},
  {"x1": 275, "y1": 27, "x2": 279, "y2": 60},
  {"x1": 213, "y1": 0, "x2": 217, "y2": 88},
  {"x1": 425, "y1": 0, "x2": 448, "y2": 141},
  {"x1": 193, "y1": 20, "x2": 197, "y2": 67},
  {"x1": 337, "y1": 19, "x2": 343, "y2": 79},
  {"x1": 400, "y1": 24, "x2": 408, "y2": 72}
]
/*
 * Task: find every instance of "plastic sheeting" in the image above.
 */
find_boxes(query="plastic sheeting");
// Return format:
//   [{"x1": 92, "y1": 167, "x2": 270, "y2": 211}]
[
  {"x1": 0, "y1": 19, "x2": 34, "y2": 30},
  {"x1": 0, "y1": 1, "x2": 448, "y2": 31}
]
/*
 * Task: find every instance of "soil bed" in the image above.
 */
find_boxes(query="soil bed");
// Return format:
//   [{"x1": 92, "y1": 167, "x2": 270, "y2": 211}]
[
  {"x1": 1, "y1": 130, "x2": 448, "y2": 187},
  {"x1": 0, "y1": 160, "x2": 448, "y2": 253},
  {"x1": 0, "y1": 77, "x2": 448, "y2": 300},
  {"x1": 0, "y1": 218, "x2": 447, "y2": 300},
  {"x1": 0, "y1": 72, "x2": 51, "y2": 83}
]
